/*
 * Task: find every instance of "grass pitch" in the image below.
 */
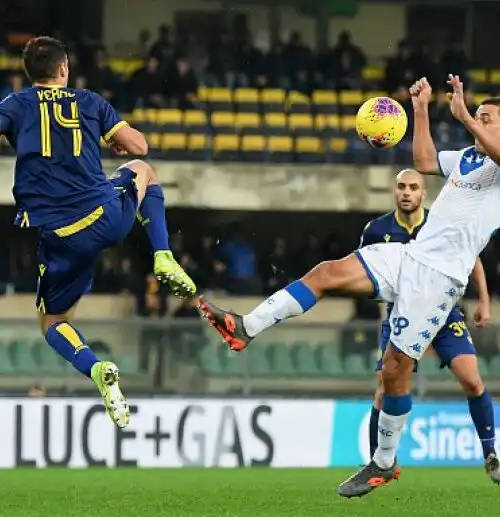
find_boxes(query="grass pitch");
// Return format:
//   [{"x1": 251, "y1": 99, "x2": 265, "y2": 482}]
[{"x1": 0, "y1": 468, "x2": 497, "y2": 516}]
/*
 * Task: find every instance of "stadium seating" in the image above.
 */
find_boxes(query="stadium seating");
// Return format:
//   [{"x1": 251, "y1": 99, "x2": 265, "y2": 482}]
[{"x1": 234, "y1": 88, "x2": 259, "y2": 112}]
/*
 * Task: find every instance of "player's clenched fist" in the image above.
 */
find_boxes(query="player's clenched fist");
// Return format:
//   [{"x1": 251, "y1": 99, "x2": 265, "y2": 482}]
[{"x1": 409, "y1": 77, "x2": 432, "y2": 109}]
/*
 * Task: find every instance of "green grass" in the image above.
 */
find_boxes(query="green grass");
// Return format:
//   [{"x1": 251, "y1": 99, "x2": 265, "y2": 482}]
[{"x1": 0, "y1": 468, "x2": 497, "y2": 516}]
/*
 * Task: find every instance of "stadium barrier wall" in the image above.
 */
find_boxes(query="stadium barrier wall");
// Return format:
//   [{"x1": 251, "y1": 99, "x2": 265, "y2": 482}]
[
  {"x1": 330, "y1": 400, "x2": 500, "y2": 467},
  {"x1": 0, "y1": 158, "x2": 445, "y2": 210},
  {"x1": 3, "y1": 398, "x2": 499, "y2": 468}
]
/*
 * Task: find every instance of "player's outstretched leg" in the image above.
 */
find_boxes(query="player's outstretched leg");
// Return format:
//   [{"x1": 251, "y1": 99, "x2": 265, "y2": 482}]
[
  {"x1": 199, "y1": 254, "x2": 374, "y2": 350},
  {"x1": 451, "y1": 355, "x2": 500, "y2": 484},
  {"x1": 122, "y1": 160, "x2": 196, "y2": 298},
  {"x1": 337, "y1": 345, "x2": 411, "y2": 498},
  {"x1": 43, "y1": 319, "x2": 130, "y2": 428},
  {"x1": 369, "y1": 371, "x2": 384, "y2": 458}
]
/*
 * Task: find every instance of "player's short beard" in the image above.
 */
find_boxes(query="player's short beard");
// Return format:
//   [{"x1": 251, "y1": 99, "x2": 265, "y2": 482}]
[{"x1": 397, "y1": 196, "x2": 422, "y2": 214}]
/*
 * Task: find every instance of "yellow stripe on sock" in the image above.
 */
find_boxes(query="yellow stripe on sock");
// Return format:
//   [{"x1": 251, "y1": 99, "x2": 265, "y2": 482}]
[{"x1": 55, "y1": 323, "x2": 83, "y2": 349}]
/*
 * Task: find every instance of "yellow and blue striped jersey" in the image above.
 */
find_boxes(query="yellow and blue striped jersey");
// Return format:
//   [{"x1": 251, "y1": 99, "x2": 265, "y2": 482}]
[{"x1": 0, "y1": 86, "x2": 126, "y2": 227}]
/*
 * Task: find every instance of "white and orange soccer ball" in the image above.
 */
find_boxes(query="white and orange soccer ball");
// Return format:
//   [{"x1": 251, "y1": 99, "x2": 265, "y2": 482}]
[{"x1": 356, "y1": 96, "x2": 408, "y2": 148}]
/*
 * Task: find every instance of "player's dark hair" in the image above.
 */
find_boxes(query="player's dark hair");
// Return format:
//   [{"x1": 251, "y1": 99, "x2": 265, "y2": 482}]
[
  {"x1": 23, "y1": 36, "x2": 67, "y2": 83},
  {"x1": 480, "y1": 97, "x2": 500, "y2": 108}
]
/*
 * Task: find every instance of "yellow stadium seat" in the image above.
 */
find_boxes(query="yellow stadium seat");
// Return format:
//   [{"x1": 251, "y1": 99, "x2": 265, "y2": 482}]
[
  {"x1": 288, "y1": 114, "x2": 314, "y2": 135},
  {"x1": 490, "y1": 70, "x2": 500, "y2": 84},
  {"x1": 312, "y1": 90, "x2": 339, "y2": 114},
  {"x1": 206, "y1": 88, "x2": 233, "y2": 111},
  {"x1": 187, "y1": 133, "x2": 209, "y2": 160},
  {"x1": 234, "y1": 88, "x2": 259, "y2": 112},
  {"x1": 265, "y1": 113, "x2": 288, "y2": 135},
  {"x1": 473, "y1": 93, "x2": 490, "y2": 106},
  {"x1": 241, "y1": 135, "x2": 266, "y2": 161},
  {"x1": 212, "y1": 134, "x2": 240, "y2": 161},
  {"x1": 268, "y1": 135, "x2": 293, "y2": 162},
  {"x1": 288, "y1": 90, "x2": 311, "y2": 113},
  {"x1": 160, "y1": 133, "x2": 186, "y2": 159},
  {"x1": 156, "y1": 109, "x2": 182, "y2": 131},
  {"x1": 295, "y1": 136, "x2": 323, "y2": 162},
  {"x1": 161, "y1": 133, "x2": 186, "y2": 150},
  {"x1": 364, "y1": 91, "x2": 387, "y2": 100},
  {"x1": 143, "y1": 109, "x2": 158, "y2": 124},
  {"x1": 197, "y1": 87, "x2": 210, "y2": 103},
  {"x1": 329, "y1": 137, "x2": 349, "y2": 154},
  {"x1": 340, "y1": 115, "x2": 358, "y2": 134},
  {"x1": 183, "y1": 110, "x2": 207, "y2": 132},
  {"x1": 362, "y1": 67, "x2": 384, "y2": 80},
  {"x1": 131, "y1": 108, "x2": 146, "y2": 124},
  {"x1": 261, "y1": 89, "x2": 286, "y2": 112},
  {"x1": 235, "y1": 113, "x2": 261, "y2": 134},
  {"x1": 147, "y1": 133, "x2": 161, "y2": 149},
  {"x1": 339, "y1": 91, "x2": 364, "y2": 114},
  {"x1": 211, "y1": 111, "x2": 236, "y2": 133},
  {"x1": 316, "y1": 114, "x2": 340, "y2": 134},
  {"x1": 469, "y1": 69, "x2": 487, "y2": 84}
]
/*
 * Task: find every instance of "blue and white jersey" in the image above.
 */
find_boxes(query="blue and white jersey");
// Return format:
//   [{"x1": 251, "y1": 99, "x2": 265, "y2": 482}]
[{"x1": 408, "y1": 146, "x2": 500, "y2": 286}]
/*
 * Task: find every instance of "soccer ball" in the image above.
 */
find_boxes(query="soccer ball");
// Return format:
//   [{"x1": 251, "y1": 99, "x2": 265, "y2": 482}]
[{"x1": 356, "y1": 97, "x2": 408, "y2": 148}]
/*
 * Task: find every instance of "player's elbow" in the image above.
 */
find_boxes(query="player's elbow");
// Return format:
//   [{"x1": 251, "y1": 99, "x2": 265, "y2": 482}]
[{"x1": 414, "y1": 157, "x2": 438, "y2": 175}]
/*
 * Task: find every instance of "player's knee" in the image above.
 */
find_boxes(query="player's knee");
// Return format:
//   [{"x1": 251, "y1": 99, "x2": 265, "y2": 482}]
[
  {"x1": 302, "y1": 260, "x2": 346, "y2": 295},
  {"x1": 456, "y1": 371, "x2": 484, "y2": 397},
  {"x1": 121, "y1": 159, "x2": 157, "y2": 184},
  {"x1": 38, "y1": 313, "x2": 70, "y2": 336}
]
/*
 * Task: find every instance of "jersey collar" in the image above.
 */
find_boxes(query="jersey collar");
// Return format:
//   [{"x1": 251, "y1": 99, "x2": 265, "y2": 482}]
[{"x1": 394, "y1": 207, "x2": 425, "y2": 234}]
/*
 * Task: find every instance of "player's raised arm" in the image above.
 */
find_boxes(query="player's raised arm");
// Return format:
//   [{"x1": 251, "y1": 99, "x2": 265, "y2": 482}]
[
  {"x1": 410, "y1": 78, "x2": 439, "y2": 175},
  {"x1": 97, "y1": 94, "x2": 148, "y2": 156},
  {"x1": 470, "y1": 257, "x2": 490, "y2": 328},
  {"x1": 447, "y1": 74, "x2": 500, "y2": 165}
]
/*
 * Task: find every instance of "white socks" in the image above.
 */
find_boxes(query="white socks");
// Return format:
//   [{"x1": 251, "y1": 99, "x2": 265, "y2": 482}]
[
  {"x1": 373, "y1": 410, "x2": 409, "y2": 469},
  {"x1": 242, "y1": 289, "x2": 305, "y2": 337}
]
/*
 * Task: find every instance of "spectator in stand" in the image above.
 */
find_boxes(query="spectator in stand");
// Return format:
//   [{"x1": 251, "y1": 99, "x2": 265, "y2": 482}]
[
  {"x1": 67, "y1": 51, "x2": 83, "y2": 87},
  {"x1": 0, "y1": 73, "x2": 24, "y2": 99},
  {"x1": 329, "y1": 31, "x2": 366, "y2": 90},
  {"x1": 282, "y1": 31, "x2": 314, "y2": 92},
  {"x1": 135, "y1": 29, "x2": 152, "y2": 60},
  {"x1": 384, "y1": 40, "x2": 418, "y2": 94},
  {"x1": 136, "y1": 273, "x2": 169, "y2": 317},
  {"x1": 93, "y1": 252, "x2": 121, "y2": 293},
  {"x1": 233, "y1": 34, "x2": 267, "y2": 88},
  {"x1": 149, "y1": 25, "x2": 173, "y2": 67},
  {"x1": 86, "y1": 47, "x2": 118, "y2": 102},
  {"x1": 129, "y1": 56, "x2": 166, "y2": 108},
  {"x1": 298, "y1": 234, "x2": 323, "y2": 276},
  {"x1": 165, "y1": 56, "x2": 199, "y2": 110},
  {"x1": 216, "y1": 224, "x2": 262, "y2": 295},
  {"x1": 264, "y1": 41, "x2": 287, "y2": 88},
  {"x1": 441, "y1": 43, "x2": 469, "y2": 86},
  {"x1": 205, "y1": 34, "x2": 234, "y2": 87},
  {"x1": 74, "y1": 75, "x2": 87, "y2": 90},
  {"x1": 430, "y1": 89, "x2": 456, "y2": 144},
  {"x1": 262, "y1": 236, "x2": 293, "y2": 295},
  {"x1": 195, "y1": 235, "x2": 218, "y2": 290}
]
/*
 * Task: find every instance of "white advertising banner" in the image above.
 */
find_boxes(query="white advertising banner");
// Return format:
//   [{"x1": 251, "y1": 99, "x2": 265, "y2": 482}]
[{"x1": 0, "y1": 398, "x2": 333, "y2": 468}]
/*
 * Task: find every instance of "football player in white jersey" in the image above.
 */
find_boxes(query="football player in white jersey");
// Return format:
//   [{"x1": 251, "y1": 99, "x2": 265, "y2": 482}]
[{"x1": 198, "y1": 74, "x2": 500, "y2": 496}]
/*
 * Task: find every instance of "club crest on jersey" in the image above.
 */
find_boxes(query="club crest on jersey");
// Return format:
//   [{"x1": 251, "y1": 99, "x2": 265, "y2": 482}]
[{"x1": 459, "y1": 148, "x2": 485, "y2": 176}]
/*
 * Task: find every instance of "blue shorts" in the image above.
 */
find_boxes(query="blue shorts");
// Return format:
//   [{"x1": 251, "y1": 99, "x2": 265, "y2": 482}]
[
  {"x1": 376, "y1": 306, "x2": 476, "y2": 371},
  {"x1": 36, "y1": 168, "x2": 138, "y2": 314}
]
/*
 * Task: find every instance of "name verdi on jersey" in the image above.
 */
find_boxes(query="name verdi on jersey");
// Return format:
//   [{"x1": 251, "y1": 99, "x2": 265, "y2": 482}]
[{"x1": 449, "y1": 178, "x2": 481, "y2": 191}]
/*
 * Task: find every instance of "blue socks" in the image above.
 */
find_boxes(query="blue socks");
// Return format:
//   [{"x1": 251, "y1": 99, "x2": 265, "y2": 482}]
[
  {"x1": 138, "y1": 184, "x2": 170, "y2": 252},
  {"x1": 468, "y1": 389, "x2": 496, "y2": 459},
  {"x1": 45, "y1": 322, "x2": 100, "y2": 378},
  {"x1": 369, "y1": 406, "x2": 380, "y2": 458}
]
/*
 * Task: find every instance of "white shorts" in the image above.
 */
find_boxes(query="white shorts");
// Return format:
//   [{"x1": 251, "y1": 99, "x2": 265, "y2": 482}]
[{"x1": 355, "y1": 242, "x2": 464, "y2": 361}]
